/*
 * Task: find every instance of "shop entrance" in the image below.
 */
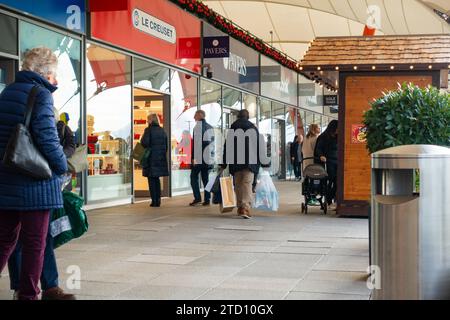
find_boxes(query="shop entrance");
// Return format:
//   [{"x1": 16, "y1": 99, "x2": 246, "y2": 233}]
[{"x1": 133, "y1": 87, "x2": 170, "y2": 200}]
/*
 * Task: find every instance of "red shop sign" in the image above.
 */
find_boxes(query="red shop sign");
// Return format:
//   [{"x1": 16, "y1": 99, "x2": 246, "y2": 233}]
[{"x1": 90, "y1": 0, "x2": 201, "y2": 74}]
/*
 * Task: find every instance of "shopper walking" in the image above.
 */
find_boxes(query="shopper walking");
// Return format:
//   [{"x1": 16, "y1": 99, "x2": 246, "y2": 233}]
[
  {"x1": 290, "y1": 135, "x2": 303, "y2": 180},
  {"x1": 314, "y1": 120, "x2": 338, "y2": 207},
  {"x1": 7, "y1": 112, "x2": 76, "y2": 300},
  {"x1": 222, "y1": 109, "x2": 261, "y2": 219},
  {"x1": 0, "y1": 47, "x2": 68, "y2": 300},
  {"x1": 302, "y1": 124, "x2": 321, "y2": 169},
  {"x1": 141, "y1": 114, "x2": 169, "y2": 207},
  {"x1": 189, "y1": 110, "x2": 215, "y2": 206}
]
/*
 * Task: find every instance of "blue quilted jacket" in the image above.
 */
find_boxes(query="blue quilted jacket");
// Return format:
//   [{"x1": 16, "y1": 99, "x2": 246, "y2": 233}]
[{"x1": 0, "y1": 71, "x2": 68, "y2": 211}]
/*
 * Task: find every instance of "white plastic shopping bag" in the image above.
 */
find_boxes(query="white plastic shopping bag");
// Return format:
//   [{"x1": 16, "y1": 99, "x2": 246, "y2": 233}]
[{"x1": 252, "y1": 170, "x2": 279, "y2": 212}]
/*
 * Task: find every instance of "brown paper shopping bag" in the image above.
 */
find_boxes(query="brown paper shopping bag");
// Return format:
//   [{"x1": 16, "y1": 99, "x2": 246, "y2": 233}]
[{"x1": 219, "y1": 175, "x2": 237, "y2": 213}]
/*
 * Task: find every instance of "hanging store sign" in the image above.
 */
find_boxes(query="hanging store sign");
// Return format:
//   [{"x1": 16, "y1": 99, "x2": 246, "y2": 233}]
[
  {"x1": 203, "y1": 36, "x2": 229, "y2": 58},
  {"x1": 261, "y1": 66, "x2": 281, "y2": 82},
  {"x1": 298, "y1": 83, "x2": 315, "y2": 96},
  {"x1": 0, "y1": 0, "x2": 85, "y2": 33},
  {"x1": 203, "y1": 23, "x2": 259, "y2": 94},
  {"x1": 261, "y1": 55, "x2": 297, "y2": 105},
  {"x1": 132, "y1": 8, "x2": 176, "y2": 44},
  {"x1": 324, "y1": 95, "x2": 338, "y2": 106}
]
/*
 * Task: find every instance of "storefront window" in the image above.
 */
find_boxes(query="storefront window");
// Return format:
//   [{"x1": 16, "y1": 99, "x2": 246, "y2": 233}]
[
  {"x1": 271, "y1": 103, "x2": 285, "y2": 177},
  {"x1": 134, "y1": 58, "x2": 170, "y2": 93},
  {"x1": 223, "y1": 87, "x2": 241, "y2": 110},
  {"x1": 85, "y1": 44, "x2": 132, "y2": 202},
  {"x1": 0, "y1": 13, "x2": 17, "y2": 56},
  {"x1": 243, "y1": 93, "x2": 258, "y2": 125},
  {"x1": 20, "y1": 21, "x2": 82, "y2": 193},
  {"x1": 171, "y1": 70, "x2": 198, "y2": 195},
  {"x1": 259, "y1": 98, "x2": 272, "y2": 168},
  {"x1": 200, "y1": 80, "x2": 222, "y2": 167}
]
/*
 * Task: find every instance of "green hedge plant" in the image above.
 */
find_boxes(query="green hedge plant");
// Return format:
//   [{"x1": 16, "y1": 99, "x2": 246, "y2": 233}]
[{"x1": 363, "y1": 83, "x2": 450, "y2": 154}]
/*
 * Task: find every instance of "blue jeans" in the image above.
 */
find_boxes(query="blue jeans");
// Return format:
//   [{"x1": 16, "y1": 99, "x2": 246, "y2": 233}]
[
  {"x1": 190, "y1": 165, "x2": 211, "y2": 202},
  {"x1": 8, "y1": 222, "x2": 58, "y2": 291}
]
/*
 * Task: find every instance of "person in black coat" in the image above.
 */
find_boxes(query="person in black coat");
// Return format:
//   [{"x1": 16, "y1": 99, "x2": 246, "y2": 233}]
[
  {"x1": 141, "y1": 114, "x2": 169, "y2": 207},
  {"x1": 290, "y1": 135, "x2": 303, "y2": 180},
  {"x1": 189, "y1": 110, "x2": 215, "y2": 206},
  {"x1": 222, "y1": 109, "x2": 262, "y2": 218},
  {"x1": 314, "y1": 120, "x2": 338, "y2": 206}
]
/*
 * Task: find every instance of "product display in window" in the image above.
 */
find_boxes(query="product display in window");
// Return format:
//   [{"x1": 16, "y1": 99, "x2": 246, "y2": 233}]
[{"x1": 87, "y1": 115, "x2": 121, "y2": 176}]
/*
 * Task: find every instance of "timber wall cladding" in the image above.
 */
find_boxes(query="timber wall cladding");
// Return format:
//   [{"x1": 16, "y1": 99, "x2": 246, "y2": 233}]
[{"x1": 343, "y1": 75, "x2": 433, "y2": 201}]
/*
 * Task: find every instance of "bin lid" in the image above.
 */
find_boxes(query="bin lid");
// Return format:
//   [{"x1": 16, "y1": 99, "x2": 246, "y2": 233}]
[{"x1": 372, "y1": 145, "x2": 450, "y2": 159}]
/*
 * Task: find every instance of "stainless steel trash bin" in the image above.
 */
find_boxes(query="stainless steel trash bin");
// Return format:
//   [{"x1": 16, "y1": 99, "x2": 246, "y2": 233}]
[{"x1": 371, "y1": 145, "x2": 450, "y2": 300}]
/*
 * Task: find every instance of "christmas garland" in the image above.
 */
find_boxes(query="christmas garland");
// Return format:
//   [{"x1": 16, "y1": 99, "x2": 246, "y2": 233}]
[{"x1": 169, "y1": 0, "x2": 300, "y2": 73}]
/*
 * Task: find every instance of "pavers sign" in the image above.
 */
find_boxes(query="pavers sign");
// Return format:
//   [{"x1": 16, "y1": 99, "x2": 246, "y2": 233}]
[
  {"x1": 132, "y1": 8, "x2": 176, "y2": 44},
  {"x1": 203, "y1": 36, "x2": 229, "y2": 58}
]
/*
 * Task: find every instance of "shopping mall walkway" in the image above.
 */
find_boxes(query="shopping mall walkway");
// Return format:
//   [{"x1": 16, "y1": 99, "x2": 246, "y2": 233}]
[{"x1": 0, "y1": 182, "x2": 370, "y2": 300}]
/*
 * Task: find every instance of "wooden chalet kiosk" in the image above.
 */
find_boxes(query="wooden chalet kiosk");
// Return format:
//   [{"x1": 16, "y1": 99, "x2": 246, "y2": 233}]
[{"x1": 300, "y1": 35, "x2": 450, "y2": 217}]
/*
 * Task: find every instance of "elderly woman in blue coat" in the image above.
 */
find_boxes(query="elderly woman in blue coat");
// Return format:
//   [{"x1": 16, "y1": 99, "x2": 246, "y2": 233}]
[{"x1": 0, "y1": 47, "x2": 68, "y2": 300}]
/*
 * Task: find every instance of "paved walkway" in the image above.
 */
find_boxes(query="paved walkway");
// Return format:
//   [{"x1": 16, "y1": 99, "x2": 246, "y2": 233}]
[{"x1": 0, "y1": 181, "x2": 371, "y2": 300}]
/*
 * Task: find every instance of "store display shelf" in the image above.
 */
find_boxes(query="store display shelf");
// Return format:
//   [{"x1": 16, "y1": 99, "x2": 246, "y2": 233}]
[{"x1": 88, "y1": 154, "x2": 118, "y2": 157}]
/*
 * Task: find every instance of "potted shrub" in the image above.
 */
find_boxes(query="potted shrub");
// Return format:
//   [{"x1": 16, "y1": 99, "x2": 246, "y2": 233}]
[{"x1": 363, "y1": 83, "x2": 450, "y2": 153}]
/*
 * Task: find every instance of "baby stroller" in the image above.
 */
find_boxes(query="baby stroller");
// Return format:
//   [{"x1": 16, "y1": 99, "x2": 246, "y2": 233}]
[{"x1": 301, "y1": 157, "x2": 328, "y2": 215}]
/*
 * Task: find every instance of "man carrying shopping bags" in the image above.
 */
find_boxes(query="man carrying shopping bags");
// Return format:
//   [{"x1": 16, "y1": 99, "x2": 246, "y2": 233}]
[{"x1": 221, "y1": 110, "x2": 262, "y2": 219}]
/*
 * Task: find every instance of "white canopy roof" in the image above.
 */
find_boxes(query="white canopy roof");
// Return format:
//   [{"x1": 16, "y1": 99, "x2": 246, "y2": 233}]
[{"x1": 203, "y1": 0, "x2": 450, "y2": 61}]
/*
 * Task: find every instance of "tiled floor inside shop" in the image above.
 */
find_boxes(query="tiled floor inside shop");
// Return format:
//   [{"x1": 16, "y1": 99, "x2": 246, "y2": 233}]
[{"x1": 0, "y1": 181, "x2": 371, "y2": 300}]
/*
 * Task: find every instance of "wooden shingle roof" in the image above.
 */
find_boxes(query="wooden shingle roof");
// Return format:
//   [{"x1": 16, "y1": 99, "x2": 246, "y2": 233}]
[{"x1": 301, "y1": 35, "x2": 450, "y2": 69}]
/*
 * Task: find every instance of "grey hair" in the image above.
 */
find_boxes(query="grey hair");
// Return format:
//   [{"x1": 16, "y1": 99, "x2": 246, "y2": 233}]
[
  {"x1": 21, "y1": 47, "x2": 58, "y2": 78},
  {"x1": 148, "y1": 113, "x2": 160, "y2": 125}
]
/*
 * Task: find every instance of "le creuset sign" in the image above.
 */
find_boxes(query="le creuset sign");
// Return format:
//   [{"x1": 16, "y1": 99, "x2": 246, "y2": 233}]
[{"x1": 132, "y1": 8, "x2": 176, "y2": 44}]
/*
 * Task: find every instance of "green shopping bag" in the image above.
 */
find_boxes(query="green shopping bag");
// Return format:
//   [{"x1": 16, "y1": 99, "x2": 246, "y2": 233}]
[{"x1": 50, "y1": 191, "x2": 89, "y2": 249}]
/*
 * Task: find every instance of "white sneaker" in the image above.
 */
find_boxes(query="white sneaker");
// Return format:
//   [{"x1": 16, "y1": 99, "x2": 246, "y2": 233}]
[{"x1": 12, "y1": 291, "x2": 19, "y2": 300}]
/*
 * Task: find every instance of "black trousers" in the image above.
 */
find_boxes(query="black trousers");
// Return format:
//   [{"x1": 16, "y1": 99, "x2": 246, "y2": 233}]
[
  {"x1": 293, "y1": 161, "x2": 301, "y2": 179},
  {"x1": 148, "y1": 177, "x2": 161, "y2": 205},
  {"x1": 326, "y1": 163, "x2": 337, "y2": 205}
]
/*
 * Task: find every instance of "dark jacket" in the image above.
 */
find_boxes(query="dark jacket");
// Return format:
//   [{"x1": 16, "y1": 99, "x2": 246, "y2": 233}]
[
  {"x1": 141, "y1": 123, "x2": 169, "y2": 178},
  {"x1": 57, "y1": 121, "x2": 76, "y2": 158},
  {"x1": 290, "y1": 141, "x2": 302, "y2": 163},
  {"x1": 222, "y1": 118, "x2": 261, "y2": 175},
  {"x1": 314, "y1": 133, "x2": 338, "y2": 165},
  {"x1": 0, "y1": 71, "x2": 68, "y2": 211},
  {"x1": 191, "y1": 119, "x2": 215, "y2": 169}
]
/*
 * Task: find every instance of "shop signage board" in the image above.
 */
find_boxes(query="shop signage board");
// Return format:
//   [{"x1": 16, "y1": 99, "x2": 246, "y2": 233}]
[
  {"x1": 261, "y1": 66, "x2": 281, "y2": 82},
  {"x1": 132, "y1": 8, "x2": 176, "y2": 44},
  {"x1": 203, "y1": 36, "x2": 229, "y2": 58},
  {"x1": 324, "y1": 95, "x2": 338, "y2": 106},
  {"x1": 351, "y1": 124, "x2": 367, "y2": 144},
  {"x1": 298, "y1": 83, "x2": 315, "y2": 96},
  {"x1": 261, "y1": 55, "x2": 297, "y2": 105},
  {"x1": 203, "y1": 23, "x2": 259, "y2": 94},
  {"x1": 0, "y1": 0, "x2": 85, "y2": 33},
  {"x1": 90, "y1": 0, "x2": 201, "y2": 74}
]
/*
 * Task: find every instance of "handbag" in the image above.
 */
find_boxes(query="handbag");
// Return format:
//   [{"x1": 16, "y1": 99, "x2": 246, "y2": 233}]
[
  {"x1": 132, "y1": 142, "x2": 145, "y2": 161},
  {"x1": 68, "y1": 144, "x2": 88, "y2": 173},
  {"x1": 60, "y1": 122, "x2": 88, "y2": 173},
  {"x1": 2, "y1": 86, "x2": 52, "y2": 180}
]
